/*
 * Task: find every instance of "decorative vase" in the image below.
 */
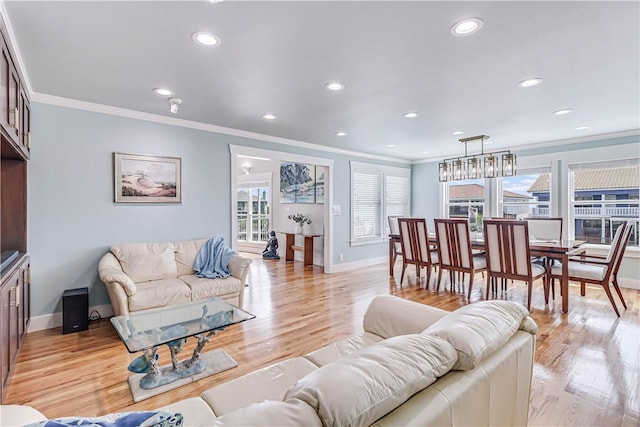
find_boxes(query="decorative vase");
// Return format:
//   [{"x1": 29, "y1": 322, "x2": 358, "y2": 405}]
[
  {"x1": 302, "y1": 224, "x2": 309, "y2": 235},
  {"x1": 294, "y1": 224, "x2": 302, "y2": 234}
]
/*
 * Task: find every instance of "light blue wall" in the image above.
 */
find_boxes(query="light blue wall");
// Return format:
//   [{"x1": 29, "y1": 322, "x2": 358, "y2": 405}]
[
  {"x1": 28, "y1": 103, "x2": 409, "y2": 317},
  {"x1": 410, "y1": 161, "x2": 439, "y2": 229}
]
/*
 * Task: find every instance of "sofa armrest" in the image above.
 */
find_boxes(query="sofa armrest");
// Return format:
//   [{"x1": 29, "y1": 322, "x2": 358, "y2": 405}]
[
  {"x1": 228, "y1": 255, "x2": 252, "y2": 309},
  {"x1": 363, "y1": 295, "x2": 449, "y2": 339},
  {"x1": 98, "y1": 252, "x2": 135, "y2": 316}
]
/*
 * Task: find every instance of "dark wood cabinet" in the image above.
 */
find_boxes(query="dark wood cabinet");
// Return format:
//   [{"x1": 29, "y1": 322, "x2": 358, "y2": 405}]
[
  {"x1": 0, "y1": 256, "x2": 29, "y2": 403},
  {"x1": 20, "y1": 86, "x2": 30, "y2": 156},
  {"x1": 0, "y1": 15, "x2": 30, "y2": 403}
]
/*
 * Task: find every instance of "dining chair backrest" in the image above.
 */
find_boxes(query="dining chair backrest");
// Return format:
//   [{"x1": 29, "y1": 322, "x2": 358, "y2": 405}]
[
  {"x1": 398, "y1": 218, "x2": 431, "y2": 265},
  {"x1": 388, "y1": 215, "x2": 402, "y2": 236},
  {"x1": 612, "y1": 221, "x2": 633, "y2": 275},
  {"x1": 483, "y1": 219, "x2": 533, "y2": 280},
  {"x1": 605, "y1": 222, "x2": 630, "y2": 264},
  {"x1": 527, "y1": 217, "x2": 563, "y2": 242},
  {"x1": 434, "y1": 219, "x2": 473, "y2": 269}
]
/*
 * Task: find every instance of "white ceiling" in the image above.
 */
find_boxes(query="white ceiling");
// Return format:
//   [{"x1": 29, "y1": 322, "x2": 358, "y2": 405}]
[{"x1": 4, "y1": 1, "x2": 639, "y2": 161}]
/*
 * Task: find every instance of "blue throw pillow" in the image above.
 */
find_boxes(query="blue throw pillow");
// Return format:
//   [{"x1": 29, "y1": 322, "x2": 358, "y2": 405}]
[{"x1": 24, "y1": 410, "x2": 183, "y2": 427}]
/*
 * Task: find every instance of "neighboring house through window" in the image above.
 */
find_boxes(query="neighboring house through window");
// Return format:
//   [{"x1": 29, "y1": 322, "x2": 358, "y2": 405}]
[{"x1": 528, "y1": 161, "x2": 639, "y2": 247}]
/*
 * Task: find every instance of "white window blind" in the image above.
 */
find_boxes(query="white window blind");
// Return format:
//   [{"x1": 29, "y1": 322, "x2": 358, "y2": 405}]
[
  {"x1": 385, "y1": 175, "x2": 410, "y2": 217},
  {"x1": 351, "y1": 162, "x2": 411, "y2": 244},
  {"x1": 353, "y1": 171, "x2": 381, "y2": 239}
]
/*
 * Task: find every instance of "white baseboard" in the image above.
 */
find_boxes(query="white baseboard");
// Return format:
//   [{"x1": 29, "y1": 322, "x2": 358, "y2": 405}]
[
  {"x1": 620, "y1": 277, "x2": 640, "y2": 290},
  {"x1": 28, "y1": 303, "x2": 114, "y2": 333},
  {"x1": 330, "y1": 256, "x2": 387, "y2": 273}
]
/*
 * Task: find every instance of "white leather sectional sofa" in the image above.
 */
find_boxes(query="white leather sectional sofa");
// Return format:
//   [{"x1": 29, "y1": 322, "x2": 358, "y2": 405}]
[
  {"x1": 4, "y1": 296, "x2": 537, "y2": 426},
  {"x1": 98, "y1": 238, "x2": 252, "y2": 316}
]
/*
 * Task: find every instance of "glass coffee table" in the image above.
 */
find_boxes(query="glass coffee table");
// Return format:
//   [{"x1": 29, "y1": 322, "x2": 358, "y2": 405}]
[{"x1": 111, "y1": 297, "x2": 255, "y2": 402}]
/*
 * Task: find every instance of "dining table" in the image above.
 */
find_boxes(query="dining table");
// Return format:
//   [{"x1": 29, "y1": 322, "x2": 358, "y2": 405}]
[{"x1": 388, "y1": 233, "x2": 585, "y2": 314}]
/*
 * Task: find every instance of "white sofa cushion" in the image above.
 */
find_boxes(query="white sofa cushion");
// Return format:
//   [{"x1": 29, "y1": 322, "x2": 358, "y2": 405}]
[
  {"x1": 111, "y1": 242, "x2": 177, "y2": 283},
  {"x1": 305, "y1": 332, "x2": 383, "y2": 367},
  {"x1": 209, "y1": 399, "x2": 321, "y2": 427},
  {"x1": 363, "y1": 295, "x2": 449, "y2": 339},
  {"x1": 1, "y1": 405, "x2": 47, "y2": 426},
  {"x1": 174, "y1": 238, "x2": 208, "y2": 277},
  {"x1": 180, "y1": 275, "x2": 243, "y2": 299},
  {"x1": 423, "y1": 300, "x2": 534, "y2": 371},
  {"x1": 285, "y1": 334, "x2": 457, "y2": 427},
  {"x1": 158, "y1": 397, "x2": 217, "y2": 427},
  {"x1": 128, "y1": 278, "x2": 192, "y2": 312},
  {"x1": 201, "y1": 357, "x2": 318, "y2": 416}
]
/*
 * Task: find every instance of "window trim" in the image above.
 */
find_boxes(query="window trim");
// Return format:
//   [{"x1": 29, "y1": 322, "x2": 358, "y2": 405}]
[{"x1": 350, "y1": 161, "x2": 410, "y2": 246}]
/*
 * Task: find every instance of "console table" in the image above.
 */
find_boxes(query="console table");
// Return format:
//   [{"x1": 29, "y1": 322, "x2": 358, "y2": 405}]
[{"x1": 280, "y1": 232, "x2": 322, "y2": 267}]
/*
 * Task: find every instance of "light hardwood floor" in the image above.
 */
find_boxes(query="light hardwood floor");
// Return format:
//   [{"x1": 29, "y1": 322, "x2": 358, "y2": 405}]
[{"x1": 6, "y1": 256, "x2": 640, "y2": 426}]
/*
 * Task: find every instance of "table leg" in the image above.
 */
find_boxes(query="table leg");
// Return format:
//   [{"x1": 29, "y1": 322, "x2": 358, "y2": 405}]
[
  {"x1": 304, "y1": 236, "x2": 314, "y2": 266},
  {"x1": 561, "y1": 253, "x2": 569, "y2": 313},
  {"x1": 285, "y1": 233, "x2": 295, "y2": 262},
  {"x1": 389, "y1": 239, "x2": 395, "y2": 276}
]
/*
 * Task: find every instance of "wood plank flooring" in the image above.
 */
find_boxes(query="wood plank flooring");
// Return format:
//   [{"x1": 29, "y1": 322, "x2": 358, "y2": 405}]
[{"x1": 5, "y1": 256, "x2": 640, "y2": 426}]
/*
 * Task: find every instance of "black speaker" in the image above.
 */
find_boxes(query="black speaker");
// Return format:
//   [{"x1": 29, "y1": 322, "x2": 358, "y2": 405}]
[{"x1": 62, "y1": 287, "x2": 89, "y2": 334}]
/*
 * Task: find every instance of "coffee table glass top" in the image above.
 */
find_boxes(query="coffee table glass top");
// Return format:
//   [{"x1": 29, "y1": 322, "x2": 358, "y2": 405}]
[{"x1": 110, "y1": 297, "x2": 255, "y2": 353}]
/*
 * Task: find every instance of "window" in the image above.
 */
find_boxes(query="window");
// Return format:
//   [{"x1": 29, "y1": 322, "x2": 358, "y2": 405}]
[
  {"x1": 500, "y1": 167, "x2": 551, "y2": 219},
  {"x1": 569, "y1": 160, "x2": 639, "y2": 247},
  {"x1": 351, "y1": 162, "x2": 410, "y2": 244},
  {"x1": 237, "y1": 185, "x2": 270, "y2": 243},
  {"x1": 445, "y1": 178, "x2": 485, "y2": 231}
]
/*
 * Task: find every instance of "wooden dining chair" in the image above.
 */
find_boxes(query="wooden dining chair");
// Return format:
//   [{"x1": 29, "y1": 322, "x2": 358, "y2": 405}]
[
  {"x1": 527, "y1": 217, "x2": 563, "y2": 290},
  {"x1": 434, "y1": 218, "x2": 486, "y2": 298},
  {"x1": 388, "y1": 215, "x2": 403, "y2": 270},
  {"x1": 526, "y1": 217, "x2": 563, "y2": 242},
  {"x1": 548, "y1": 221, "x2": 632, "y2": 317},
  {"x1": 397, "y1": 218, "x2": 438, "y2": 288},
  {"x1": 483, "y1": 219, "x2": 547, "y2": 310}
]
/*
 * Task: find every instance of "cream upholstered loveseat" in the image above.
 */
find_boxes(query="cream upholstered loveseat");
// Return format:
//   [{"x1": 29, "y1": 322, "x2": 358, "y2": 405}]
[
  {"x1": 98, "y1": 238, "x2": 251, "y2": 316},
  {"x1": 4, "y1": 296, "x2": 537, "y2": 427}
]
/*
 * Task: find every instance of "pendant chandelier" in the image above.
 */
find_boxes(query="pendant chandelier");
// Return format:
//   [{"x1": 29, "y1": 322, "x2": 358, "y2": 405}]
[{"x1": 438, "y1": 135, "x2": 517, "y2": 182}]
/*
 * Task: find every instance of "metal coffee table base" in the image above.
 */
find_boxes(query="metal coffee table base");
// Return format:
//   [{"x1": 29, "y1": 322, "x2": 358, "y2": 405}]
[{"x1": 128, "y1": 349, "x2": 237, "y2": 402}]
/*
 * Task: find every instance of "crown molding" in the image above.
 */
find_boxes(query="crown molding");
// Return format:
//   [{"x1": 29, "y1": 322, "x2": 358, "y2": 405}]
[
  {"x1": 411, "y1": 129, "x2": 640, "y2": 164},
  {"x1": 31, "y1": 92, "x2": 412, "y2": 165}
]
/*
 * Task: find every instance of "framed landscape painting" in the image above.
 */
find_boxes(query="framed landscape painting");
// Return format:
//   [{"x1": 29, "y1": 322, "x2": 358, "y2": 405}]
[
  {"x1": 114, "y1": 152, "x2": 182, "y2": 203},
  {"x1": 280, "y1": 162, "x2": 315, "y2": 203}
]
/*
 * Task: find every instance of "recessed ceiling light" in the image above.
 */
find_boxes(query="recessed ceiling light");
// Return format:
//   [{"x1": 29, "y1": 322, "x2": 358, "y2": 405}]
[
  {"x1": 209, "y1": 0, "x2": 224, "y2": 3},
  {"x1": 153, "y1": 88, "x2": 173, "y2": 96},
  {"x1": 553, "y1": 109, "x2": 573, "y2": 115},
  {"x1": 192, "y1": 32, "x2": 221, "y2": 47},
  {"x1": 450, "y1": 18, "x2": 484, "y2": 36},
  {"x1": 452, "y1": 131, "x2": 464, "y2": 135},
  {"x1": 325, "y1": 82, "x2": 345, "y2": 91},
  {"x1": 517, "y1": 78, "x2": 543, "y2": 88},
  {"x1": 261, "y1": 113, "x2": 276, "y2": 120},
  {"x1": 485, "y1": 140, "x2": 495, "y2": 144},
  {"x1": 386, "y1": 144, "x2": 396, "y2": 147},
  {"x1": 402, "y1": 112, "x2": 419, "y2": 119},
  {"x1": 576, "y1": 126, "x2": 590, "y2": 130},
  {"x1": 422, "y1": 151, "x2": 429, "y2": 154},
  {"x1": 335, "y1": 131, "x2": 348, "y2": 136}
]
